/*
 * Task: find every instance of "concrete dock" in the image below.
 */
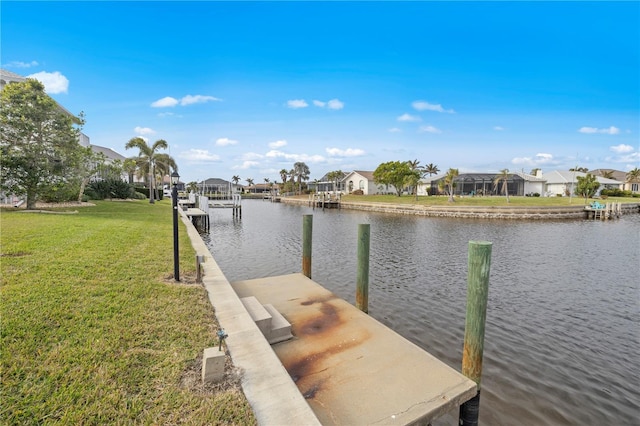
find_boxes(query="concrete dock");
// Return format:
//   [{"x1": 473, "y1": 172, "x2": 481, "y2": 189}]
[{"x1": 232, "y1": 273, "x2": 477, "y2": 425}]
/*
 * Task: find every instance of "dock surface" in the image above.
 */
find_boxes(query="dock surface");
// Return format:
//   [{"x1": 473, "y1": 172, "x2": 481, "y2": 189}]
[{"x1": 232, "y1": 273, "x2": 476, "y2": 425}]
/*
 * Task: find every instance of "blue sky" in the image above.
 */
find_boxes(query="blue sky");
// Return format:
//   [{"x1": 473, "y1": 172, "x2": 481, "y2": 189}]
[{"x1": 2, "y1": 1, "x2": 639, "y2": 184}]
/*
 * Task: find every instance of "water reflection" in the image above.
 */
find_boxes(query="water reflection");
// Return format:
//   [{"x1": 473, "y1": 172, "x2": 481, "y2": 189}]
[{"x1": 203, "y1": 200, "x2": 640, "y2": 425}]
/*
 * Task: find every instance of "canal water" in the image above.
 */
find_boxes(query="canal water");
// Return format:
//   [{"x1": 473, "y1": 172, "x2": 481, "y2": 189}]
[{"x1": 202, "y1": 199, "x2": 639, "y2": 425}]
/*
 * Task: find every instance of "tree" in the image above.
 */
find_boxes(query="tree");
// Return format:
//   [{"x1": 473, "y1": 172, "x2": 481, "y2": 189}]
[
  {"x1": 326, "y1": 170, "x2": 345, "y2": 193},
  {"x1": 125, "y1": 137, "x2": 169, "y2": 204},
  {"x1": 186, "y1": 181, "x2": 198, "y2": 193},
  {"x1": 293, "y1": 162, "x2": 310, "y2": 194},
  {"x1": 443, "y1": 168, "x2": 459, "y2": 202},
  {"x1": 575, "y1": 173, "x2": 600, "y2": 202},
  {"x1": 1, "y1": 79, "x2": 87, "y2": 209},
  {"x1": 599, "y1": 170, "x2": 614, "y2": 179},
  {"x1": 494, "y1": 169, "x2": 511, "y2": 203},
  {"x1": 123, "y1": 157, "x2": 138, "y2": 184},
  {"x1": 570, "y1": 166, "x2": 588, "y2": 172},
  {"x1": 373, "y1": 161, "x2": 414, "y2": 197},
  {"x1": 245, "y1": 178, "x2": 254, "y2": 191},
  {"x1": 232, "y1": 175, "x2": 240, "y2": 185},
  {"x1": 406, "y1": 159, "x2": 422, "y2": 196},
  {"x1": 279, "y1": 169, "x2": 288, "y2": 185},
  {"x1": 627, "y1": 168, "x2": 640, "y2": 185},
  {"x1": 422, "y1": 163, "x2": 440, "y2": 177}
]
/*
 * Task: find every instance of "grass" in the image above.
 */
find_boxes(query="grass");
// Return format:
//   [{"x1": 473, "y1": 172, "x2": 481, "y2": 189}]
[
  {"x1": 338, "y1": 194, "x2": 640, "y2": 206},
  {"x1": 0, "y1": 200, "x2": 256, "y2": 425}
]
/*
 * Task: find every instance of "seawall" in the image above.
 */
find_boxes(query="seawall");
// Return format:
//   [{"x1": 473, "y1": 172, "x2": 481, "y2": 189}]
[{"x1": 280, "y1": 198, "x2": 640, "y2": 220}]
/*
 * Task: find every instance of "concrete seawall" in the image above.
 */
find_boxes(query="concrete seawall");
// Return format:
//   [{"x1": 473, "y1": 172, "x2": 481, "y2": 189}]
[
  {"x1": 179, "y1": 209, "x2": 321, "y2": 425},
  {"x1": 281, "y1": 197, "x2": 640, "y2": 220}
]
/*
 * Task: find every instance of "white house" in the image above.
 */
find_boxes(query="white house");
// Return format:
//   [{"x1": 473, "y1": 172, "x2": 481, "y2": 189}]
[
  {"x1": 539, "y1": 170, "x2": 624, "y2": 197},
  {"x1": 343, "y1": 170, "x2": 398, "y2": 195}
]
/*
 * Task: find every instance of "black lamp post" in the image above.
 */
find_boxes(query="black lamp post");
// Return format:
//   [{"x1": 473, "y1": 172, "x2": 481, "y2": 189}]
[{"x1": 171, "y1": 171, "x2": 180, "y2": 282}]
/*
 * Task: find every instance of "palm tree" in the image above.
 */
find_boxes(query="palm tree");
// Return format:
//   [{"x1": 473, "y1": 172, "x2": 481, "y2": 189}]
[
  {"x1": 293, "y1": 162, "x2": 310, "y2": 194},
  {"x1": 245, "y1": 178, "x2": 254, "y2": 193},
  {"x1": 279, "y1": 169, "x2": 289, "y2": 185},
  {"x1": 494, "y1": 169, "x2": 511, "y2": 203},
  {"x1": 406, "y1": 159, "x2": 421, "y2": 196},
  {"x1": 326, "y1": 170, "x2": 344, "y2": 193},
  {"x1": 125, "y1": 137, "x2": 169, "y2": 204},
  {"x1": 599, "y1": 170, "x2": 615, "y2": 179},
  {"x1": 422, "y1": 163, "x2": 440, "y2": 177},
  {"x1": 627, "y1": 167, "x2": 640, "y2": 182},
  {"x1": 187, "y1": 181, "x2": 198, "y2": 193},
  {"x1": 154, "y1": 153, "x2": 177, "y2": 196},
  {"x1": 443, "y1": 168, "x2": 459, "y2": 202},
  {"x1": 569, "y1": 166, "x2": 588, "y2": 172}
]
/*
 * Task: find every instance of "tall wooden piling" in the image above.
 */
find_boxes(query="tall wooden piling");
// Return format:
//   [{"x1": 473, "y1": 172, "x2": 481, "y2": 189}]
[
  {"x1": 302, "y1": 214, "x2": 313, "y2": 278},
  {"x1": 459, "y1": 241, "x2": 492, "y2": 426},
  {"x1": 356, "y1": 224, "x2": 370, "y2": 313}
]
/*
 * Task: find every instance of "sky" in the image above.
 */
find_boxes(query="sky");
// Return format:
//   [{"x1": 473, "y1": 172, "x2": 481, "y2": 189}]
[{"x1": 2, "y1": 1, "x2": 639, "y2": 184}]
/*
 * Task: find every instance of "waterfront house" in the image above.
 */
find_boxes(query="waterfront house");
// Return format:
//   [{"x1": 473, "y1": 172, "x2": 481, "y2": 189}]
[
  {"x1": 418, "y1": 172, "x2": 542, "y2": 197},
  {"x1": 343, "y1": 170, "x2": 398, "y2": 195},
  {"x1": 540, "y1": 170, "x2": 623, "y2": 197},
  {"x1": 197, "y1": 178, "x2": 242, "y2": 196},
  {"x1": 310, "y1": 171, "x2": 347, "y2": 193},
  {"x1": 591, "y1": 169, "x2": 639, "y2": 194}
]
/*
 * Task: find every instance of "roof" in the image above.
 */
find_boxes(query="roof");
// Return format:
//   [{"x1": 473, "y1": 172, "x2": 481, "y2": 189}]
[
  {"x1": 542, "y1": 170, "x2": 623, "y2": 185},
  {"x1": 345, "y1": 170, "x2": 374, "y2": 180},
  {"x1": 590, "y1": 169, "x2": 629, "y2": 182},
  {"x1": 201, "y1": 178, "x2": 231, "y2": 185},
  {"x1": 90, "y1": 144, "x2": 126, "y2": 161}
]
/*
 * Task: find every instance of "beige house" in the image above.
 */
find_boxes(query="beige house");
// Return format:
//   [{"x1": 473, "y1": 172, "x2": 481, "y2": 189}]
[
  {"x1": 591, "y1": 169, "x2": 639, "y2": 194},
  {"x1": 343, "y1": 170, "x2": 398, "y2": 195}
]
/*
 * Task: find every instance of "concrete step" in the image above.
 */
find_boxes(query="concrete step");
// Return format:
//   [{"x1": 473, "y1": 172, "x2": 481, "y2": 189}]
[
  {"x1": 241, "y1": 296, "x2": 272, "y2": 336},
  {"x1": 263, "y1": 304, "x2": 293, "y2": 344},
  {"x1": 240, "y1": 296, "x2": 293, "y2": 345}
]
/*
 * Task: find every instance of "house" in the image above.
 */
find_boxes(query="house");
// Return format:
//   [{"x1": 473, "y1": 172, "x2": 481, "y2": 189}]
[
  {"x1": 540, "y1": 170, "x2": 623, "y2": 197},
  {"x1": 343, "y1": 170, "x2": 397, "y2": 195},
  {"x1": 591, "y1": 169, "x2": 639, "y2": 194},
  {"x1": 418, "y1": 172, "x2": 541, "y2": 196},
  {"x1": 197, "y1": 178, "x2": 242, "y2": 195},
  {"x1": 310, "y1": 171, "x2": 347, "y2": 193}
]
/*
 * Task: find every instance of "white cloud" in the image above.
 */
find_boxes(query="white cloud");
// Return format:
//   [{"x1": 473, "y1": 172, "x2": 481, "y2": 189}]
[
  {"x1": 609, "y1": 144, "x2": 634, "y2": 153},
  {"x1": 151, "y1": 94, "x2": 220, "y2": 107},
  {"x1": 326, "y1": 147, "x2": 365, "y2": 157},
  {"x1": 412, "y1": 100, "x2": 455, "y2": 114},
  {"x1": 268, "y1": 140, "x2": 287, "y2": 149},
  {"x1": 265, "y1": 150, "x2": 325, "y2": 163},
  {"x1": 134, "y1": 126, "x2": 155, "y2": 135},
  {"x1": 511, "y1": 153, "x2": 555, "y2": 166},
  {"x1": 327, "y1": 99, "x2": 344, "y2": 110},
  {"x1": 179, "y1": 149, "x2": 220, "y2": 162},
  {"x1": 27, "y1": 71, "x2": 69, "y2": 94},
  {"x1": 240, "y1": 152, "x2": 264, "y2": 161},
  {"x1": 151, "y1": 96, "x2": 179, "y2": 107},
  {"x1": 232, "y1": 161, "x2": 260, "y2": 170},
  {"x1": 287, "y1": 99, "x2": 308, "y2": 109},
  {"x1": 6, "y1": 60, "x2": 38, "y2": 68},
  {"x1": 578, "y1": 126, "x2": 620, "y2": 135},
  {"x1": 313, "y1": 100, "x2": 325, "y2": 107},
  {"x1": 216, "y1": 137, "x2": 238, "y2": 147},
  {"x1": 419, "y1": 125, "x2": 442, "y2": 134},
  {"x1": 388, "y1": 127, "x2": 402, "y2": 133},
  {"x1": 180, "y1": 94, "x2": 221, "y2": 105},
  {"x1": 493, "y1": 126, "x2": 504, "y2": 131},
  {"x1": 397, "y1": 113, "x2": 421, "y2": 122}
]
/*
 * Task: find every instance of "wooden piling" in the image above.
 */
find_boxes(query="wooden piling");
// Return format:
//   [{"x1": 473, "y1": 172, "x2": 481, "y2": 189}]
[
  {"x1": 459, "y1": 241, "x2": 492, "y2": 426},
  {"x1": 356, "y1": 224, "x2": 370, "y2": 313},
  {"x1": 302, "y1": 214, "x2": 313, "y2": 278}
]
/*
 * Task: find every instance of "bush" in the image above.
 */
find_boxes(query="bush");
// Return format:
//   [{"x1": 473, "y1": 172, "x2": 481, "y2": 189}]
[
  {"x1": 134, "y1": 187, "x2": 163, "y2": 200},
  {"x1": 87, "y1": 179, "x2": 136, "y2": 200},
  {"x1": 352, "y1": 189, "x2": 364, "y2": 195},
  {"x1": 601, "y1": 188, "x2": 632, "y2": 197}
]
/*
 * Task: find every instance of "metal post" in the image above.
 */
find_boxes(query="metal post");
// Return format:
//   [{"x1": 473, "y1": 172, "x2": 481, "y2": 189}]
[
  {"x1": 356, "y1": 224, "x2": 370, "y2": 313},
  {"x1": 302, "y1": 214, "x2": 312, "y2": 278},
  {"x1": 459, "y1": 241, "x2": 492, "y2": 426},
  {"x1": 172, "y1": 184, "x2": 180, "y2": 281}
]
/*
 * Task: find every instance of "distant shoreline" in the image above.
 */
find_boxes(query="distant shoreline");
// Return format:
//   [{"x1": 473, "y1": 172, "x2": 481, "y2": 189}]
[{"x1": 279, "y1": 197, "x2": 640, "y2": 220}]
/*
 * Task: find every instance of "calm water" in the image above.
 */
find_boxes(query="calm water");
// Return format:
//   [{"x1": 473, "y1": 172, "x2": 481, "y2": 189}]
[{"x1": 202, "y1": 200, "x2": 640, "y2": 425}]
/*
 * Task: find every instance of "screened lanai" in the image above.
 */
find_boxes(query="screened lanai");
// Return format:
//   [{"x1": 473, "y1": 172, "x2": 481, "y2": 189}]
[{"x1": 427, "y1": 173, "x2": 526, "y2": 196}]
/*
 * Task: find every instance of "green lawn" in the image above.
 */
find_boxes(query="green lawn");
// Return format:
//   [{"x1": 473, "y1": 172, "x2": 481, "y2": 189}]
[
  {"x1": 339, "y1": 194, "x2": 639, "y2": 206},
  {"x1": 0, "y1": 200, "x2": 255, "y2": 425}
]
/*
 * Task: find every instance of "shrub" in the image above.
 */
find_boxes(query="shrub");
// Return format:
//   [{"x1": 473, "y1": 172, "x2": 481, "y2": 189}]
[
  {"x1": 88, "y1": 179, "x2": 135, "y2": 200},
  {"x1": 352, "y1": 189, "x2": 364, "y2": 195}
]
